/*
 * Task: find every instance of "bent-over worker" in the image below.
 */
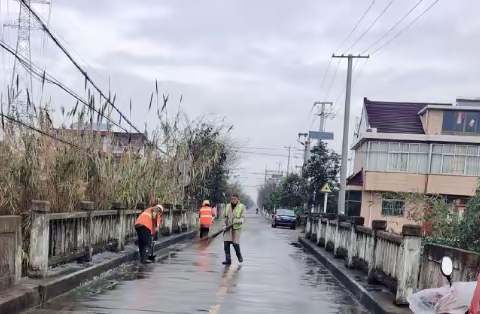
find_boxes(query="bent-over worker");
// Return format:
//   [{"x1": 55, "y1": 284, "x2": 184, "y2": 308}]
[
  {"x1": 199, "y1": 200, "x2": 214, "y2": 238},
  {"x1": 222, "y1": 194, "x2": 245, "y2": 265},
  {"x1": 134, "y1": 204, "x2": 163, "y2": 264}
]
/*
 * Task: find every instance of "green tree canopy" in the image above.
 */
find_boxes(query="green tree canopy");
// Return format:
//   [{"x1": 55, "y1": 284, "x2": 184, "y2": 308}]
[
  {"x1": 273, "y1": 174, "x2": 307, "y2": 209},
  {"x1": 302, "y1": 141, "x2": 340, "y2": 212}
]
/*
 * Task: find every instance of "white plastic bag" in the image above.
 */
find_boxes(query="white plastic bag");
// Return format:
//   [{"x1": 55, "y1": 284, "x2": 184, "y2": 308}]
[
  {"x1": 408, "y1": 286, "x2": 451, "y2": 313},
  {"x1": 408, "y1": 282, "x2": 477, "y2": 314}
]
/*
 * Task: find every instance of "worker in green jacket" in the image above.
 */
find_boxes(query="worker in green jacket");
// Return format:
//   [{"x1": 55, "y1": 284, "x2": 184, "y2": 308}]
[{"x1": 222, "y1": 194, "x2": 245, "y2": 265}]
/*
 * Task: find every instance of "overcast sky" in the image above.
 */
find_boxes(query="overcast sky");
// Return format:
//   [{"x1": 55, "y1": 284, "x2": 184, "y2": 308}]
[{"x1": 1, "y1": 0, "x2": 480, "y2": 203}]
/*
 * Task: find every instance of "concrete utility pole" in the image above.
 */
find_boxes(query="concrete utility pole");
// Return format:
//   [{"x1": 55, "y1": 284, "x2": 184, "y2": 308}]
[
  {"x1": 332, "y1": 54, "x2": 369, "y2": 215},
  {"x1": 298, "y1": 132, "x2": 309, "y2": 167},
  {"x1": 285, "y1": 145, "x2": 293, "y2": 175},
  {"x1": 314, "y1": 101, "x2": 332, "y2": 132},
  {"x1": 264, "y1": 166, "x2": 267, "y2": 185}
]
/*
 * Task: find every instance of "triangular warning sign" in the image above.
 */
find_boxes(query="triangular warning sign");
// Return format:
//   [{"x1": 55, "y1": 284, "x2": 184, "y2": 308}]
[{"x1": 320, "y1": 183, "x2": 331, "y2": 193}]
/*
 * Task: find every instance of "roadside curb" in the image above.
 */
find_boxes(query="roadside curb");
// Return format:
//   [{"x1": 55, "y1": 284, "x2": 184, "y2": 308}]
[
  {"x1": 298, "y1": 236, "x2": 409, "y2": 314},
  {"x1": 0, "y1": 231, "x2": 196, "y2": 314}
]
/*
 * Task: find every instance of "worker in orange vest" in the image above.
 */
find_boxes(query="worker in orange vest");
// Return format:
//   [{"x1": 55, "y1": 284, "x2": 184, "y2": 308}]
[
  {"x1": 199, "y1": 200, "x2": 214, "y2": 238},
  {"x1": 134, "y1": 204, "x2": 163, "y2": 263}
]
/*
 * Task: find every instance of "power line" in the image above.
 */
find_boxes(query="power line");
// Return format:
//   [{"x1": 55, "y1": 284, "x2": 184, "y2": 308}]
[
  {"x1": 19, "y1": 0, "x2": 168, "y2": 155},
  {"x1": 235, "y1": 150, "x2": 301, "y2": 159},
  {"x1": 309, "y1": 57, "x2": 333, "y2": 118},
  {"x1": 311, "y1": 0, "x2": 375, "y2": 126},
  {"x1": 352, "y1": 58, "x2": 370, "y2": 89},
  {"x1": 324, "y1": 58, "x2": 342, "y2": 101},
  {"x1": 370, "y1": 0, "x2": 440, "y2": 55},
  {"x1": 334, "y1": 59, "x2": 360, "y2": 106},
  {"x1": 345, "y1": 0, "x2": 397, "y2": 52},
  {"x1": 319, "y1": 58, "x2": 332, "y2": 91},
  {"x1": 0, "y1": 38, "x2": 131, "y2": 134},
  {"x1": 331, "y1": 58, "x2": 370, "y2": 120},
  {"x1": 0, "y1": 111, "x2": 82, "y2": 149},
  {"x1": 334, "y1": 0, "x2": 377, "y2": 53},
  {"x1": 362, "y1": 0, "x2": 425, "y2": 54},
  {"x1": 236, "y1": 146, "x2": 285, "y2": 151}
]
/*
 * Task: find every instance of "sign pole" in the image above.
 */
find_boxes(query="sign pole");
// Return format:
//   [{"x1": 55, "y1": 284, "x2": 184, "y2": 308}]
[
  {"x1": 320, "y1": 183, "x2": 332, "y2": 213},
  {"x1": 323, "y1": 192, "x2": 328, "y2": 213}
]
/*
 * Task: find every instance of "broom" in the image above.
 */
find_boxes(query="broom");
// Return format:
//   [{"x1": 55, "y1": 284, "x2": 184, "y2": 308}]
[
  {"x1": 198, "y1": 224, "x2": 233, "y2": 246},
  {"x1": 147, "y1": 241, "x2": 156, "y2": 261}
]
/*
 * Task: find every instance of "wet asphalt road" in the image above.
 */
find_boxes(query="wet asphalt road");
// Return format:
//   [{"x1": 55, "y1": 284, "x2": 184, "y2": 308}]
[{"x1": 27, "y1": 211, "x2": 369, "y2": 314}]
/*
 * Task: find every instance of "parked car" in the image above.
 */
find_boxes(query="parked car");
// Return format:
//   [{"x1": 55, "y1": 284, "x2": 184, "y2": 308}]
[{"x1": 271, "y1": 209, "x2": 297, "y2": 229}]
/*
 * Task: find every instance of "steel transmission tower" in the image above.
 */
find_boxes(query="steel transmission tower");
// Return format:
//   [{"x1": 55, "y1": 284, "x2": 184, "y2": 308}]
[{"x1": 8, "y1": 0, "x2": 49, "y2": 123}]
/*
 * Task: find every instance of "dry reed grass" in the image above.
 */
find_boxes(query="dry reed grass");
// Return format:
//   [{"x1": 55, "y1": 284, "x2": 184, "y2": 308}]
[{"x1": 0, "y1": 89, "x2": 235, "y2": 215}]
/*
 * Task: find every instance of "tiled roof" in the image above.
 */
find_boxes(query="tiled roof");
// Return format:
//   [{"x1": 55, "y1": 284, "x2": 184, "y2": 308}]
[
  {"x1": 364, "y1": 98, "x2": 426, "y2": 134},
  {"x1": 364, "y1": 98, "x2": 449, "y2": 134},
  {"x1": 346, "y1": 169, "x2": 363, "y2": 186}
]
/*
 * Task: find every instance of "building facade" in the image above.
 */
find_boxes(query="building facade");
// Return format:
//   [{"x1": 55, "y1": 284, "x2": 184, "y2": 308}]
[
  {"x1": 68, "y1": 122, "x2": 148, "y2": 157},
  {"x1": 348, "y1": 98, "x2": 480, "y2": 232}
]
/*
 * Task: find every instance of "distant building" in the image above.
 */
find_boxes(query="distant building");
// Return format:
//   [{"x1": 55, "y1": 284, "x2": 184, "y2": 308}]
[
  {"x1": 348, "y1": 97, "x2": 480, "y2": 232},
  {"x1": 66, "y1": 122, "x2": 148, "y2": 157},
  {"x1": 265, "y1": 170, "x2": 284, "y2": 187}
]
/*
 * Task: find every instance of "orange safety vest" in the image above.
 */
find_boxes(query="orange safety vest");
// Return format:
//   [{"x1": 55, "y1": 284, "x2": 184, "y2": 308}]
[
  {"x1": 135, "y1": 207, "x2": 161, "y2": 235},
  {"x1": 199, "y1": 206, "x2": 214, "y2": 226}
]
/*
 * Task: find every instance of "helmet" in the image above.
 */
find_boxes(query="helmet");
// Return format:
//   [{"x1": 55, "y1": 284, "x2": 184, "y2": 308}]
[
  {"x1": 153, "y1": 204, "x2": 164, "y2": 213},
  {"x1": 202, "y1": 200, "x2": 210, "y2": 207}
]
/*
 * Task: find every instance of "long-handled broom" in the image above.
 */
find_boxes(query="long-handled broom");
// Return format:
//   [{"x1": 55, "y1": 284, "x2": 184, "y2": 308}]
[
  {"x1": 198, "y1": 224, "x2": 233, "y2": 246},
  {"x1": 147, "y1": 241, "x2": 156, "y2": 261}
]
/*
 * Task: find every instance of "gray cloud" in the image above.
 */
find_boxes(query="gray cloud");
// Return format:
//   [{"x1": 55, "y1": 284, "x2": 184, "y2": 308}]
[{"x1": 1, "y1": 0, "x2": 478, "y2": 201}]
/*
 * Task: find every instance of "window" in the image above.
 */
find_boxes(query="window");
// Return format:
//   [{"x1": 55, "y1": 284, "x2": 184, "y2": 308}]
[
  {"x1": 431, "y1": 144, "x2": 480, "y2": 176},
  {"x1": 276, "y1": 209, "x2": 295, "y2": 216},
  {"x1": 381, "y1": 199, "x2": 405, "y2": 216},
  {"x1": 345, "y1": 191, "x2": 362, "y2": 217},
  {"x1": 443, "y1": 110, "x2": 480, "y2": 134},
  {"x1": 367, "y1": 142, "x2": 429, "y2": 173}
]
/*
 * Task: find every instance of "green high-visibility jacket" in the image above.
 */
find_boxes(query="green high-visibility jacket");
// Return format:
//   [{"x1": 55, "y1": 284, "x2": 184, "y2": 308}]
[{"x1": 225, "y1": 203, "x2": 244, "y2": 230}]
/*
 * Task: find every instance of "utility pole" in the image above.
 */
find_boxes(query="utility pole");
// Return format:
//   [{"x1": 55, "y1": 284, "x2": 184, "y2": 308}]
[
  {"x1": 298, "y1": 133, "x2": 309, "y2": 166},
  {"x1": 314, "y1": 101, "x2": 332, "y2": 132},
  {"x1": 264, "y1": 166, "x2": 267, "y2": 185},
  {"x1": 333, "y1": 54, "x2": 369, "y2": 215},
  {"x1": 285, "y1": 145, "x2": 293, "y2": 175}
]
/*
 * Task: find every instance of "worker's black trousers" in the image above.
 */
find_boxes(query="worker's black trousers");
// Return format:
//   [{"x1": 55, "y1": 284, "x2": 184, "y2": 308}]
[
  {"x1": 224, "y1": 241, "x2": 242, "y2": 263},
  {"x1": 200, "y1": 227, "x2": 209, "y2": 238},
  {"x1": 135, "y1": 225, "x2": 151, "y2": 262}
]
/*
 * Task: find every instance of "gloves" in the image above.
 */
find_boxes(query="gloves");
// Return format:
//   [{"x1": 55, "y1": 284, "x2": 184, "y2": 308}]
[{"x1": 233, "y1": 218, "x2": 244, "y2": 225}]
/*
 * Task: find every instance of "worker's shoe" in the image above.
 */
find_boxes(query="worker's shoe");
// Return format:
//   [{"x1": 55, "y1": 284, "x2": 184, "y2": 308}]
[
  {"x1": 141, "y1": 259, "x2": 153, "y2": 264},
  {"x1": 222, "y1": 260, "x2": 231, "y2": 265},
  {"x1": 238, "y1": 256, "x2": 243, "y2": 263}
]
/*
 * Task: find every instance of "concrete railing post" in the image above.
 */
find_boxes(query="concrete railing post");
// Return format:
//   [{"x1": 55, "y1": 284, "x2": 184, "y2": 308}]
[
  {"x1": 316, "y1": 213, "x2": 324, "y2": 246},
  {"x1": 0, "y1": 215, "x2": 22, "y2": 289},
  {"x1": 113, "y1": 201, "x2": 126, "y2": 252},
  {"x1": 181, "y1": 205, "x2": 188, "y2": 232},
  {"x1": 311, "y1": 215, "x2": 318, "y2": 242},
  {"x1": 367, "y1": 220, "x2": 387, "y2": 284},
  {"x1": 305, "y1": 215, "x2": 312, "y2": 239},
  {"x1": 161, "y1": 204, "x2": 173, "y2": 236},
  {"x1": 334, "y1": 214, "x2": 347, "y2": 258},
  {"x1": 172, "y1": 205, "x2": 182, "y2": 233},
  {"x1": 346, "y1": 216, "x2": 364, "y2": 268},
  {"x1": 81, "y1": 201, "x2": 95, "y2": 262},
  {"x1": 136, "y1": 203, "x2": 148, "y2": 240},
  {"x1": 28, "y1": 200, "x2": 50, "y2": 278},
  {"x1": 395, "y1": 224, "x2": 422, "y2": 305},
  {"x1": 137, "y1": 202, "x2": 147, "y2": 212},
  {"x1": 325, "y1": 213, "x2": 337, "y2": 252}
]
